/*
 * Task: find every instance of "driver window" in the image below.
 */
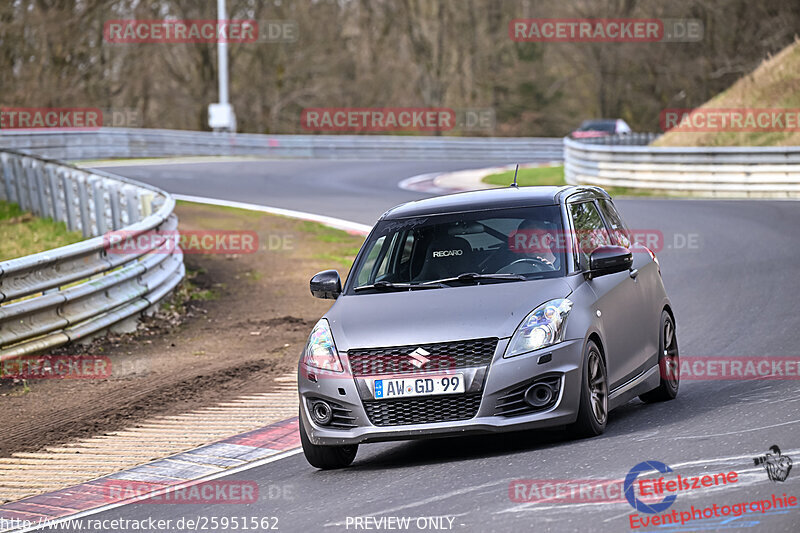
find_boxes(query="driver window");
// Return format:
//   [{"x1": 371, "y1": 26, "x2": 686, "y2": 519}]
[
  {"x1": 568, "y1": 201, "x2": 611, "y2": 270},
  {"x1": 356, "y1": 235, "x2": 386, "y2": 285},
  {"x1": 597, "y1": 199, "x2": 632, "y2": 249}
]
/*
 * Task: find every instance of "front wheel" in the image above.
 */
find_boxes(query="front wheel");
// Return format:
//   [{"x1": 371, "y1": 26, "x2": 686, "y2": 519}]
[
  {"x1": 639, "y1": 310, "x2": 680, "y2": 403},
  {"x1": 299, "y1": 410, "x2": 358, "y2": 469},
  {"x1": 568, "y1": 340, "x2": 608, "y2": 438}
]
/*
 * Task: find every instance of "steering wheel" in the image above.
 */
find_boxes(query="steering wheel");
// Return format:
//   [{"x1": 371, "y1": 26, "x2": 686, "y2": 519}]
[{"x1": 497, "y1": 257, "x2": 551, "y2": 274}]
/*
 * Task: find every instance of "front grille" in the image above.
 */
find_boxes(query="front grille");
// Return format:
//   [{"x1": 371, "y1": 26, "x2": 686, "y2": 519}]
[
  {"x1": 363, "y1": 393, "x2": 482, "y2": 426},
  {"x1": 347, "y1": 338, "x2": 498, "y2": 377},
  {"x1": 495, "y1": 376, "x2": 561, "y2": 417}
]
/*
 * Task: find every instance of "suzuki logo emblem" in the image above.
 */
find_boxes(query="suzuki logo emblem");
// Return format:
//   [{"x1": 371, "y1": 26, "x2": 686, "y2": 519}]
[{"x1": 408, "y1": 347, "x2": 431, "y2": 369}]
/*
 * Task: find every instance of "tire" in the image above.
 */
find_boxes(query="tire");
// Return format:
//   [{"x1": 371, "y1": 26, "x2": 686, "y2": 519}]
[
  {"x1": 568, "y1": 339, "x2": 608, "y2": 438},
  {"x1": 639, "y1": 310, "x2": 680, "y2": 403},
  {"x1": 299, "y1": 410, "x2": 358, "y2": 469}
]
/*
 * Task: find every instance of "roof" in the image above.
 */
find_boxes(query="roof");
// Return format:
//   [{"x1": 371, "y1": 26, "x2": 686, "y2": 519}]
[{"x1": 382, "y1": 185, "x2": 604, "y2": 219}]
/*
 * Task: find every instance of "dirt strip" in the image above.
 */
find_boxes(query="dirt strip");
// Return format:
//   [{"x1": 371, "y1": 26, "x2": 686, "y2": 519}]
[{"x1": 0, "y1": 202, "x2": 365, "y2": 457}]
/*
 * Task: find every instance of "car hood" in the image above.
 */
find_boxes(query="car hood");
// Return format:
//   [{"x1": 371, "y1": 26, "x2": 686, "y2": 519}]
[{"x1": 326, "y1": 278, "x2": 573, "y2": 350}]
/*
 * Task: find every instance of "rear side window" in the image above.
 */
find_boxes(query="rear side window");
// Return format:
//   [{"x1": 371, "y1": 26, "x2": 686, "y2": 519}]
[
  {"x1": 568, "y1": 201, "x2": 611, "y2": 269},
  {"x1": 597, "y1": 199, "x2": 632, "y2": 248}
]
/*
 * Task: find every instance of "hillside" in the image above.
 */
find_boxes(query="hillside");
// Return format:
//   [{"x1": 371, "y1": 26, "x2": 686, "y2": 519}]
[{"x1": 655, "y1": 39, "x2": 800, "y2": 147}]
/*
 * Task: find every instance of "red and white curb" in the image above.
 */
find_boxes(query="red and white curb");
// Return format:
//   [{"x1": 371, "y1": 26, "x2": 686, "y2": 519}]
[
  {"x1": 0, "y1": 418, "x2": 300, "y2": 532},
  {"x1": 398, "y1": 163, "x2": 560, "y2": 194}
]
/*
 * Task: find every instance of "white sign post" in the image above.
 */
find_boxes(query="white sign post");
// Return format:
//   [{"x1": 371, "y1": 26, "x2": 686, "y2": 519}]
[{"x1": 209, "y1": 0, "x2": 236, "y2": 132}]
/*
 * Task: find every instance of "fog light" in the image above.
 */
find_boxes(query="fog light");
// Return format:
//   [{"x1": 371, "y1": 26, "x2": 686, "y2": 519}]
[
  {"x1": 310, "y1": 400, "x2": 333, "y2": 425},
  {"x1": 524, "y1": 383, "x2": 554, "y2": 408}
]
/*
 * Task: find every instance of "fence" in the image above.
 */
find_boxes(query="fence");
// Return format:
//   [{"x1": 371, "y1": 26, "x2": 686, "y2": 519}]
[
  {"x1": 0, "y1": 128, "x2": 565, "y2": 162},
  {"x1": 564, "y1": 135, "x2": 800, "y2": 197}
]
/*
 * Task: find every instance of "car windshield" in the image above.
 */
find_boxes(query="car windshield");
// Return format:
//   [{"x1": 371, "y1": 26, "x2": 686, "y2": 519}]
[
  {"x1": 577, "y1": 120, "x2": 616, "y2": 132},
  {"x1": 349, "y1": 206, "x2": 567, "y2": 292}
]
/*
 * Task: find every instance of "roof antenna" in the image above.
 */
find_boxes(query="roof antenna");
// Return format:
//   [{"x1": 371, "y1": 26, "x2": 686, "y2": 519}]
[{"x1": 511, "y1": 164, "x2": 519, "y2": 188}]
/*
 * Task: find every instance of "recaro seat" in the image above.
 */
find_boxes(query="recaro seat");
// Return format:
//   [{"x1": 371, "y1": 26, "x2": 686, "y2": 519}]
[{"x1": 414, "y1": 234, "x2": 473, "y2": 281}]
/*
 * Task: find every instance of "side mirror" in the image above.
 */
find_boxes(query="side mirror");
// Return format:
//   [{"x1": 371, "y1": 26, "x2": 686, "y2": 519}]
[
  {"x1": 310, "y1": 270, "x2": 342, "y2": 299},
  {"x1": 589, "y1": 245, "x2": 632, "y2": 278}
]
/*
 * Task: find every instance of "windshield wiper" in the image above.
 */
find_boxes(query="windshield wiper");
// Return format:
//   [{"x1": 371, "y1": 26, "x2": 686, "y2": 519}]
[
  {"x1": 354, "y1": 280, "x2": 446, "y2": 292},
  {"x1": 422, "y1": 272, "x2": 526, "y2": 285}
]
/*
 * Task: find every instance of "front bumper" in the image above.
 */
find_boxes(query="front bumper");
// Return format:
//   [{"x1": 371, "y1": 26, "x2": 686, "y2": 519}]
[{"x1": 298, "y1": 338, "x2": 585, "y2": 446}]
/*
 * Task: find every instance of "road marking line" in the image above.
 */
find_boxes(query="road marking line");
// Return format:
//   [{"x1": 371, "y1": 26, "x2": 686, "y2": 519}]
[
  {"x1": 173, "y1": 194, "x2": 371, "y2": 235},
  {"x1": 9, "y1": 448, "x2": 303, "y2": 533}
]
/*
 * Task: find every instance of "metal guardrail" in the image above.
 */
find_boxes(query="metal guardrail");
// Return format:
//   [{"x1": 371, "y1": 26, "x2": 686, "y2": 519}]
[
  {"x1": 0, "y1": 149, "x2": 184, "y2": 359},
  {"x1": 569, "y1": 132, "x2": 660, "y2": 146},
  {"x1": 565, "y1": 135, "x2": 800, "y2": 197},
  {"x1": 0, "y1": 128, "x2": 564, "y2": 162}
]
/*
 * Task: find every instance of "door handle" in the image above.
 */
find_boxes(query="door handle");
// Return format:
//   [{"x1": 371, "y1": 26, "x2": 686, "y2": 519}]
[{"x1": 629, "y1": 268, "x2": 639, "y2": 279}]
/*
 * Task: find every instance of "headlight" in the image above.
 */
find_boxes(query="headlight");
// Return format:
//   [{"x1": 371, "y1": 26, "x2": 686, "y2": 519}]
[
  {"x1": 301, "y1": 318, "x2": 343, "y2": 372},
  {"x1": 505, "y1": 299, "x2": 572, "y2": 358}
]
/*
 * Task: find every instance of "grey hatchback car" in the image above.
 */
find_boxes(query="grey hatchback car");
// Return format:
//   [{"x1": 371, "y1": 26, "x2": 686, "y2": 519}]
[{"x1": 298, "y1": 186, "x2": 679, "y2": 469}]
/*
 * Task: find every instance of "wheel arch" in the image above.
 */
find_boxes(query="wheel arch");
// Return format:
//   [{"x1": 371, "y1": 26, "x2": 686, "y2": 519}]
[
  {"x1": 663, "y1": 304, "x2": 675, "y2": 325},
  {"x1": 587, "y1": 331, "x2": 606, "y2": 367}
]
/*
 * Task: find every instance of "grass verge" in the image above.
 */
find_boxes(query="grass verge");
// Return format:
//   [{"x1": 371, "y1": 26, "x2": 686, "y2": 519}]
[
  {"x1": 481, "y1": 165, "x2": 668, "y2": 197},
  {"x1": 174, "y1": 200, "x2": 364, "y2": 271},
  {"x1": 0, "y1": 201, "x2": 84, "y2": 261}
]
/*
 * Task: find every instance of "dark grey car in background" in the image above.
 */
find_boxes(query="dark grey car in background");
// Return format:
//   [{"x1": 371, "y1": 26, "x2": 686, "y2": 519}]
[{"x1": 298, "y1": 186, "x2": 679, "y2": 469}]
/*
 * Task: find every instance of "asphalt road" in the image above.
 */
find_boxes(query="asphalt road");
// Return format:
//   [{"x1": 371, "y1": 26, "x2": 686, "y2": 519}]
[
  {"x1": 100, "y1": 159, "x2": 511, "y2": 225},
  {"x1": 70, "y1": 159, "x2": 800, "y2": 533}
]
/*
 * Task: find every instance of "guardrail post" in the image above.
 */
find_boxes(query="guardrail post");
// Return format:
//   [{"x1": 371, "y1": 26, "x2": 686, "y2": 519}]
[
  {"x1": 92, "y1": 178, "x2": 107, "y2": 236},
  {"x1": 109, "y1": 183, "x2": 122, "y2": 230},
  {"x1": 124, "y1": 186, "x2": 140, "y2": 224},
  {"x1": 13, "y1": 158, "x2": 27, "y2": 211},
  {"x1": 62, "y1": 170, "x2": 77, "y2": 232},
  {"x1": 23, "y1": 160, "x2": 39, "y2": 215},
  {"x1": 77, "y1": 173, "x2": 91, "y2": 238},
  {"x1": 32, "y1": 161, "x2": 48, "y2": 218},
  {"x1": 140, "y1": 192, "x2": 153, "y2": 218},
  {"x1": 46, "y1": 165, "x2": 62, "y2": 222},
  {"x1": 41, "y1": 164, "x2": 54, "y2": 219},
  {"x1": 0, "y1": 155, "x2": 12, "y2": 203}
]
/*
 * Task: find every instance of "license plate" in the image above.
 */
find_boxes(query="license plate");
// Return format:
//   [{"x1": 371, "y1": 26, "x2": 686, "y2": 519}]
[{"x1": 373, "y1": 374, "x2": 464, "y2": 400}]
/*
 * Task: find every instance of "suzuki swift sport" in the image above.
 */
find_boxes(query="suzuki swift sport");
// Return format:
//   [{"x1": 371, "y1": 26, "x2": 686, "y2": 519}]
[{"x1": 298, "y1": 186, "x2": 679, "y2": 469}]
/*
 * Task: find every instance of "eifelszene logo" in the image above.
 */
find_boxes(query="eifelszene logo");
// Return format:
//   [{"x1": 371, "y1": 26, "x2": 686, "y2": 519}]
[{"x1": 624, "y1": 461, "x2": 677, "y2": 514}]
